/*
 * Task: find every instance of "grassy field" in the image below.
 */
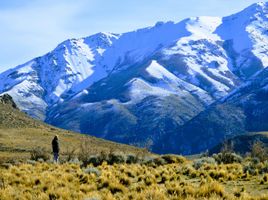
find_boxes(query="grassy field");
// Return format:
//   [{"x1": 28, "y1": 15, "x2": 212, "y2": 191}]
[
  {"x1": 0, "y1": 127, "x2": 148, "y2": 162},
  {"x1": 1, "y1": 155, "x2": 268, "y2": 200},
  {"x1": 0, "y1": 95, "x2": 149, "y2": 162}
]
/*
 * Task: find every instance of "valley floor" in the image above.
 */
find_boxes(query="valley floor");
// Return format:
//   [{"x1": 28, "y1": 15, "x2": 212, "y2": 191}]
[{"x1": 1, "y1": 157, "x2": 268, "y2": 200}]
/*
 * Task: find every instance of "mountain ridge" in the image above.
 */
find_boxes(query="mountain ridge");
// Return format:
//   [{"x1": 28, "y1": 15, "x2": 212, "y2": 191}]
[{"x1": 1, "y1": 2, "x2": 268, "y2": 154}]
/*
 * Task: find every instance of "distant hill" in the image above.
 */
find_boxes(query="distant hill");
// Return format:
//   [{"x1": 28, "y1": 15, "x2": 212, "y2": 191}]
[
  {"x1": 0, "y1": 94, "x2": 147, "y2": 162},
  {"x1": 209, "y1": 132, "x2": 268, "y2": 155}
]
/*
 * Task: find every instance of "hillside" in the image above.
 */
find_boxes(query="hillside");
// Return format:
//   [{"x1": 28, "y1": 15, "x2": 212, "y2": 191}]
[
  {"x1": 168, "y1": 66, "x2": 268, "y2": 155},
  {"x1": 1, "y1": 2, "x2": 268, "y2": 153},
  {"x1": 210, "y1": 132, "x2": 268, "y2": 155},
  {"x1": 0, "y1": 94, "x2": 148, "y2": 162}
]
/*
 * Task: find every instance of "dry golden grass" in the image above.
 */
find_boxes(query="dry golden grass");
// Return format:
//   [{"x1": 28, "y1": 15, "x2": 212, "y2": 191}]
[
  {"x1": 0, "y1": 128, "x2": 148, "y2": 163},
  {"x1": 0, "y1": 103, "x2": 150, "y2": 163},
  {"x1": 1, "y1": 157, "x2": 268, "y2": 200}
]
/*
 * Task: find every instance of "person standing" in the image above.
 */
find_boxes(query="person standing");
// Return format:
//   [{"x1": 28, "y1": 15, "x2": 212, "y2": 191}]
[{"x1": 52, "y1": 135, "x2": 60, "y2": 163}]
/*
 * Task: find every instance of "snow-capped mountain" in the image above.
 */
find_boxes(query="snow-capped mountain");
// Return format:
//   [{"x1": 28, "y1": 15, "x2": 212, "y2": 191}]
[
  {"x1": 1, "y1": 2, "x2": 268, "y2": 153},
  {"x1": 174, "y1": 66, "x2": 268, "y2": 155},
  {"x1": 0, "y1": 32, "x2": 119, "y2": 119}
]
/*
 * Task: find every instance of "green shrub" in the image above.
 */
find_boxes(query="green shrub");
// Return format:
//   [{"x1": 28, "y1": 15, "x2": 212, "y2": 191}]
[
  {"x1": 64, "y1": 146, "x2": 77, "y2": 162},
  {"x1": 161, "y1": 154, "x2": 186, "y2": 164},
  {"x1": 243, "y1": 164, "x2": 258, "y2": 176},
  {"x1": 88, "y1": 155, "x2": 103, "y2": 167},
  {"x1": 107, "y1": 153, "x2": 125, "y2": 165},
  {"x1": 213, "y1": 152, "x2": 242, "y2": 164},
  {"x1": 251, "y1": 141, "x2": 268, "y2": 162},
  {"x1": 126, "y1": 154, "x2": 139, "y2": 164},
  {"x1": 193, "y1": 157, "x2": 216, "y2": 169},
  {"x1": 84, "y1": 167, "x2": 101, "y2": 177},
  {"x1": 145, "y1": 157, "x2": 167, "y2": 166}
]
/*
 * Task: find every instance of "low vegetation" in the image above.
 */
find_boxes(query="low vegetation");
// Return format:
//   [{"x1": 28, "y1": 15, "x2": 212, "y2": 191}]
[{"x1": 1, "y1": 149, "x2": 268, "y2": 200}]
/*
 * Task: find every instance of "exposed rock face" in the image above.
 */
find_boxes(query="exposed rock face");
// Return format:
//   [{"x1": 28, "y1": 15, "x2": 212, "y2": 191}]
[{"x1": 0, "y1": 94, "x2": 18, "y2": 109}]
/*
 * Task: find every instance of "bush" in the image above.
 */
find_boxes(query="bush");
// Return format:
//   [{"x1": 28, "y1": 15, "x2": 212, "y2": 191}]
[
  {"x1": 251, "y1": 141, "x2": 268, "y2": 162},
  {"x1": 64, "y1": 146, "x2": 77, "y2": 162},
  {"x1": 85, "y1": 155, "x2": 103, "y2": 167},
  {"x1": 182, "y1": 165, "x2": 197, "y2": 178},
  {"x1": 251, "y1": 157, "x2": 261, "y2": 165},
  {"x1": 145, "y1": 157, "x2": 167, "y2": 166},
  {"x1": 79, "y1": 152, "x2": 128, "y2": 167},
  {"x1": 161, "y1": 154, "x2": 186, "y2": 164},
  {"x1": 243, "y1": 159, "x2": 268, "y2": 175},
  {"x1": 213, "y1": 153, "x2": 242, "y2": 164},
  {"x1": 107, "y1": 153, "x2": 125, "y2": 165},
  {"x1": 260, "y1": 161, "x2": 268, "y2": 174},
  {"x1": 193, "y1": 157, "x2": 216, "y2": 169},
  {"x1": 84, "y1": 167, "x2": 101, "y2": 177},
  {"x1": 30, "y1": 147, "x2": 50, "y2": 161},
  {"x1": 78, "y1": 140, "x2": 93, "y2": 166},
  {"x1": 126, "y1": 154, "x2": 139, "y2": 164},
  {"x1": 243, "y1": 164, "x2": 258, "y2": 176}
]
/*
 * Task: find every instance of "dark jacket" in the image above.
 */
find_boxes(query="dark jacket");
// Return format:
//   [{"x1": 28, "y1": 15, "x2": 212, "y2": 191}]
[{"x1": 52, "y1": 137, "x2": 59, "y2": 153}]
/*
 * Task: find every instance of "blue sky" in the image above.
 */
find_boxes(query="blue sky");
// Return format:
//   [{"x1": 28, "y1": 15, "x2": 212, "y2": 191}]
[{"x1": 0, "y1": 0, "x2": 261, "y2": 72}]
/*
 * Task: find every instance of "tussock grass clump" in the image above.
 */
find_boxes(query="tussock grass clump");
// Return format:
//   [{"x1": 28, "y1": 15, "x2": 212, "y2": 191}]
[
  {"x1": 260, "y1": 174, "x2": 268, "y2": 184},
  {"x1": 208, "y1": 169, "x2": 227, "y2": 180},
  {"x1": 197, "y1": 181, "x2": 225, "y2": 198}
]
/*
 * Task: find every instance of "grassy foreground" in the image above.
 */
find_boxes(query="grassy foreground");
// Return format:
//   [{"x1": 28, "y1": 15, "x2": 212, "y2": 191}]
[{"x1": 1, "y1": 156, "x2": 268, "y2": 200}]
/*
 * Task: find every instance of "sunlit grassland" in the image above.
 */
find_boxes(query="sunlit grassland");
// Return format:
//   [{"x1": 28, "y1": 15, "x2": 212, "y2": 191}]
[
  {"x1": 1, "y1": 157, "x2": 268, "y2": 200},
  {"x1": 0, "y1": 127, "x2": 148, "y2": 163}
]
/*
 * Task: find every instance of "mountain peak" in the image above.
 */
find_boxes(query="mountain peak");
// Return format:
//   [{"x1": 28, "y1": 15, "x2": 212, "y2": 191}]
[
  {"x1": 154, "y1": 21, "x2": 175, "y2": 28},
  {"x1": 83, "y1": 32, "x2": 120, "y2": 47},
  {"x1": 235, "y1": 1, "x2": 268, "y2": 17},
  {"x1": 254, "y1": 1, "x2": 268, "y2": 9}
]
